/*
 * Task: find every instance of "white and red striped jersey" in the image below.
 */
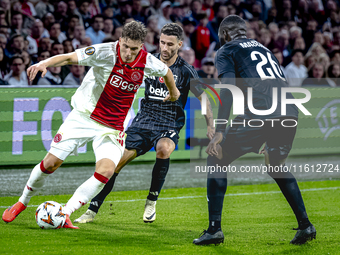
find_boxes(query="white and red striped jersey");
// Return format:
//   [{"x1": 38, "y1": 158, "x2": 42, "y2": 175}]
[{"x1": 73, "y1": 41, "x2": 168, "y2": 131}]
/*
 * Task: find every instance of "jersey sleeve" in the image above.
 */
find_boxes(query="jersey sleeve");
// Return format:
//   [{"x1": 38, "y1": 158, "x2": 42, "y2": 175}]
[
  {"x1": 185, "y1": 65, "x2": 204, "y2": 98},
  {"x1": 75, "y1": 42, "x2": 117, "y2": 67},
  {"x1": 144, "y1": 53, "x2": 169, "y2": 77},
  {"x1": 215, "y1": 46, "x2": 235, "y2": 78}
]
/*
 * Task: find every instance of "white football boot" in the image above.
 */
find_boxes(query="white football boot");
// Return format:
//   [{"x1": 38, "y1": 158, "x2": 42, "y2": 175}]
[
  {"x1": 143, "y1": 199, "x2": 156, "y2": 223},
  {"x1": 74, "y1": 209, "x2": 96, "y2": 223}
]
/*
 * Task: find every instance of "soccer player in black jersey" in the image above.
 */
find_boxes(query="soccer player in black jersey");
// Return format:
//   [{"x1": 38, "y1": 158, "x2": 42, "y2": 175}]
[
  {"x1": 193, "y1": 15, "x2": 316, "y2": 245},
  {"x1": 74, "y1": 23, "x2": 214, "y2": 224}
]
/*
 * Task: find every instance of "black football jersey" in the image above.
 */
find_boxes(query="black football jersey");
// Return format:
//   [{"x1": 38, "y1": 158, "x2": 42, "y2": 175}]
[
  {"x1": 129, "y1": 54, "x2": 203, "y2": 131},
  {"x1": 215, "y1": 38, "x2": 299, "y2": 121}
]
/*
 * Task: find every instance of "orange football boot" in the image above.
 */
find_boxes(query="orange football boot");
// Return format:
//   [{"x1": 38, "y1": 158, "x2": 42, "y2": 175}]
[{"x1": 2, "y1": 202, "x2": 27, "y2": 223}]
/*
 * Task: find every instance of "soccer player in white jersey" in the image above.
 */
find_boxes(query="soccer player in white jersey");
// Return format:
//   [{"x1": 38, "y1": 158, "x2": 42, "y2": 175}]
[{"x1": 2, "y1": 21, "x2": 180, "y2": 229}]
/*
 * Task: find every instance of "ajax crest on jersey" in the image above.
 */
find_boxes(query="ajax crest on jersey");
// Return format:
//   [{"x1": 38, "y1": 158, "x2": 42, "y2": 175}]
[{"x1": 35, "y1": 201, "x2": 66, "y2": 229}]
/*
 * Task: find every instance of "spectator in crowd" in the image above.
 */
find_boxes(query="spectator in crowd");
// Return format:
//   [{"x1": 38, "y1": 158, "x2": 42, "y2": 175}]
[
  {"x1": 5, "y1": 55, "x2": 28, "y2": 86},
  {"x1": 19, "y1": 0, "x2": 37, "y2": 17},
  {"x1": 35, "y1": 0, "x2": 55, "y2": 19},
  {"x1": 293, "y1": 36, "x2": 306, "y2": 51},
  {"x1": 63, "y1": 40, "x2": 74, "y2": 53},
  {"x1": 319, "y1": 52, "x2": 331, "y2": 70},
  {"x1": 42, "y1": 13, "x2": 55, "y2": 32},
  {"x1": 103, "y1": 17, "x2": 114, "y2": 38},
  {"x1": 304, "y1": 55, "x2": 317, "y2": 71},
  {"x1": 246, "y1": 28, "x2": 256, "y2": 39},
  {"x1": 39, "y1": 37, "x2": 52, "y2": 52},
  {"x1": 258, "y1": 28, "x2": 273, "y2": 49},
  {"x1": 285, "y1": 49, "x2": 307, "y2": 87},
  {"x1": 55, "y1": 1, "x2": 69, "y2": 32},
  {"x1": 48, "y1": 23, "x2": 67, "y2": 44},
  {"x1": 112, "y1": 26, "x2": 123, "y2": 41},
  {"x1": 328, "y1": 62, "x2": 340, "y2": 86},
  {"x1": 86, "y1": 15, "x2": 105, "y2": 45},
  {"x1": 63, "y1": 64, "x2": 85, "y2": 86},
  {"x1": 202, "y1": 0, "x2": 215, "y2": 21},
  {"x1": 67, "y1": 0, "x2": 84, "y2": 27},
  {"x1": 157, "y1": 1, "x2": 172, "y2": 31},
  {"x1": 65, "y1": 15, "x2": 80, "y2": 39},
  {"x1": 272, "y1": 48, "x2": 286, "y2": 74},
  {"x1": 0, "y1": 34, "x2": 7, "y2": 49},
  {"x1": 72, "y1": 24, "x2": 86, "y2": 49},
  {"x1": 37, "y1": 66, "x2": 62, "y2": 85},
  {"x1": 31, "y1": 19, "x2": 46, "y2": 42},
  {"x1": 182, "y1": 17, "x2": 196, "y2": 49},
  {"x1": 190, "y1": 0, "x2": 203, "y2": 21},
  {"x1": 197, "y1": 57, "x2": 216, "y2": 78},
  {"x1": 21, "y1": 50, "x2": 31, "y2": 69},
  {"x1": 0, "y1": 47, "x2": 9, "y2": 83},
  {"x1": 302, "y1": 62, "x2": 333, "y2": 87},
  {"x1": 146, "y1": 15, "x2": 159, "y2": 36},
  {"x1": 306, "y1": 42, "x2": 327, "y2": 59},
  {"x1": 10, "y1": 12, "x2": 25, "y2": 37},
  {"x1": 268, "y1": 22, "x2": 279, "y2": 41},
  {"x1": 209, "y1": 4, "x2": 228, "y2": 43},
  {"x1": 191, "y1": 13, "x2": 211, "y2": 60},
  {"x1": 330, "y1": 50, "x2": 340, "y2": 63},
  {"x1": 114, "y1": 1, "x2": 132, "y2": 26},
  {"x1": 89, "y1": 0, "x2": 101, "y2": 17},
  {"x1": 0, "y1": 0, "x2": 11, "y2": 26},
  {"x1": 80, "y1": 36, "x2": 92, "y2": 47},
  {"x1": 5, "y1": 35, "x2": 25, "y2": 58},
  {"x1": 51, "y1": 42, "x2": 65, "y2": 56},
  {"x1": 78, "y1": 0, "x2": 92, "y2": 29},
  {"x1": 131, "y1": 0, "x2": 145, "y2": 23},
  {"x1": 144, "y1": 29, "x2": 157, "y2": 53},
  {"x1": 170, "y1": 2, "x2": 185, "y2": 23},
  {"x1": 181, "y1": 47, "x2": 199, "y2": 69}
]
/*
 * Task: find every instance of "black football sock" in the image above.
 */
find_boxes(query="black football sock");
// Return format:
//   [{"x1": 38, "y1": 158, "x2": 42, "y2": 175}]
[
  {"x1": 207, "y1": 155, "x2": 228, "y2": 234},
  {"x1": 88, "y1": 173, "x2": 118, "y2": 213},
  {"x1": 147, "y1": 158, "x2": 170, "y2": 201},
  {"x1": 270, "y1": 170, "x2": 311, "y2": 229}
]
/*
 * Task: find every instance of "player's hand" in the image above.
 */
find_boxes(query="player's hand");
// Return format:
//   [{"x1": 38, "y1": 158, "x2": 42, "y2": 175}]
[
  {"x1": 27, "y1": 62, "x2": 48, "y2": 81},
  {"x1": 206, "y1": 126, "x2": 215, "y2": 140},
  {"x1": 206, "y1": 132, "x2": 223, "y2": 156},
  {"x1": 163, "y1": 88, "x2": 180, "y2": 102}
]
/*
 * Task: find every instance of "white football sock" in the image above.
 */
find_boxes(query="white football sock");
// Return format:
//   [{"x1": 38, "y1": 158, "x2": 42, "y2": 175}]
[
  {"x1": 63, "y1": 172, "x2": 108, "y2": 216},
  {"x1": 19, "y1": 161, "x2": 52, "y2": 206}
]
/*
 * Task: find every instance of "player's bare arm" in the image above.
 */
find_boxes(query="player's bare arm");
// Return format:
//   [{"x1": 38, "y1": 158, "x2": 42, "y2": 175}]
[
  {"x1": 197, "y1": 92, "x2": 215, "y2": 140},
  {"x1": 27, "y1": 52, "x2": 78, "y2": 81},
  {"x1": 163, "y1": 69, "x2": 180, "y2": 102}
]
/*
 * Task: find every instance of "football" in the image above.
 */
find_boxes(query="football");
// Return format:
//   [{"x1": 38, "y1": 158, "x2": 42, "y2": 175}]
[{"x1": 35, "y1": 201, "x2": 66, "y2": 229}]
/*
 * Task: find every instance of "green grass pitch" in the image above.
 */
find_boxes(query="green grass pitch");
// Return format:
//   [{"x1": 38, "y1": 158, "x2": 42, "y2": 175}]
[{"x1": 1, "y1": 180, "x2": 339, "y2": 254}]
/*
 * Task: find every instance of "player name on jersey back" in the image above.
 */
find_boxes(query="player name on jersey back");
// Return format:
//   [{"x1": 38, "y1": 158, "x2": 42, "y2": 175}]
[{"x1": 239, "y1": 40, "x2": 269, "y2": 51}]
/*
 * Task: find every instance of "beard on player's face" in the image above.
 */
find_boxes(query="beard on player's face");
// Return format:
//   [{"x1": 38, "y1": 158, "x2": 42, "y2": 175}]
[{"x1": 161, "y1": 46, "x2": 178, "y2": 61}]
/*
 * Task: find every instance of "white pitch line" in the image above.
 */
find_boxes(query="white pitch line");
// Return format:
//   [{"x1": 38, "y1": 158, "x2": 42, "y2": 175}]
[{"x1": 0, "y1": 186, "x2": 339, "y2": 209}]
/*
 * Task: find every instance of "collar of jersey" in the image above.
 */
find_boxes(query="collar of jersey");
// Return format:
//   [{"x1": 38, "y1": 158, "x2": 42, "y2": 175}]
[
  {"x1": 117, "y1": 42, "x2": 144, "y2": 68},
  {"x1": 155, "y1": 53, "x2": 180, "y2": 68}
]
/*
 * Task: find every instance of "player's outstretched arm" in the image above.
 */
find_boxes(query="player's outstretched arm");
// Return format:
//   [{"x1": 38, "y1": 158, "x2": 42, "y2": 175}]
[
  {"x1": 197, "y1": 92, "x2": 215, "y2": 140},
  {"x1": 27, "y1": 52, "x2": 78, "y2": 81},
  {"x1": 163, "y1": 69, "x2": 180, "y2": 102}
]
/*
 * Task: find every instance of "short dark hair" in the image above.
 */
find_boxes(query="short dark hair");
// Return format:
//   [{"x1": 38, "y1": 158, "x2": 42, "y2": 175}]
[
  {"x1": 52, "y1": 42, "x2": 63, "y2": 48},
  {"x1": 160, "y1": 23, "x2": 184, "y2": 41},
  {"x1": 291, "y1": 49, "x2": 304, "y2": 57},
  {"x1": 10, "y1": 55, "x2": 24, "y2": 65},
  {"x1": 91, "y1": 14, "x2": 104, "y2": 24},
  {"x1": 220, "y1": 15, "x2": 246, "y2": 31},
  {"x1": 122, "y1": 21, "x2": 147, "y2": 43}
]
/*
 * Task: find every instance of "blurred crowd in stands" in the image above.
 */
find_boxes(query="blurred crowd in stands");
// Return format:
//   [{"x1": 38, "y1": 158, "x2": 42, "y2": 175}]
[{"x1": 0, "y1": 0, "x2": 339, "y2": 87}]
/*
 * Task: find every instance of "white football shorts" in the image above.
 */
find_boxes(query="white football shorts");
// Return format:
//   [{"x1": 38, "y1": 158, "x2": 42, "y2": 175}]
[{"x1": 49, "y1": 110, "x2": 126, "y2": 166}]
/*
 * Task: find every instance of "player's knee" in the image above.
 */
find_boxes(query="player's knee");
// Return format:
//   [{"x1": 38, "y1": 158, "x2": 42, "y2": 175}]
[
  {"x1": 156, "y1": 146, "x2": 172, "y2": 159},
  {"x1": 96, "y1": 159, "x2": 115, "y2": 179},
  {"x1": 43, "y1": 156, "x2": 62, "y2": 172}
]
